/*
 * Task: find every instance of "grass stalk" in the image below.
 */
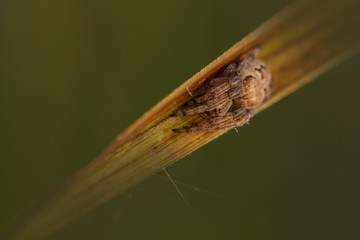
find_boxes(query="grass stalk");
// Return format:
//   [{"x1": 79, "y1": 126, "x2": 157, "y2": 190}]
[{"x1": 3, "y1": 0, "x2": 360, "y2": 239}]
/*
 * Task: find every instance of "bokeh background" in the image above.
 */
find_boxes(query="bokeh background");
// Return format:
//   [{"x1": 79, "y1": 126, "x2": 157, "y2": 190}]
[{"x1": 1, "y1": 0, "x2": 359, "y2": 239}]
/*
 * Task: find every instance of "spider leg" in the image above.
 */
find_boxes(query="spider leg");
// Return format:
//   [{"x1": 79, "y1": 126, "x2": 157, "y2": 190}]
[
  {"x1": 208, "y1": 106, "x2": 250, "y2": 126},
  {"x1": 171, "y1": 104, "x2": 210, "y2": 117},
  {"x1": 222, "y1": 63, "x2": 238, "y2": 76},
  {"x1": 172, "y1": 97, "x2": 233, "y2": 117},
  {"x1": 221, "y1": 44, "x2": 263, "y2": 77},
  {"x1": 193, "y1": 79, "x2": 231, "y2": 104},
  {"x1": 199, "y1": 112, "x2": 211, "y2": 121},
  {"x1": 173, "y1": 107, "x2": 250, "y2": 132},
  {"x1": 212, "y1": 99, "x2": 233, "y2": 116},
  {"x1": 171, "y1": 75, "x2": 242, "y2": 117},
  {"x1": 195, "y1": 76, "x2": 242, "y2": 103},
  {"x1": 207, "y1": 76, "x2": 229, "y2": 86},
  {"x1": 236, "y1": 45, "x2": 264, "y2": 75},
  {"x1": 197, "y1": 98, "x2": 233, "y2": 121},
  {"x1": 171, "y1": 77, "x2": 229, "y2": 117}
]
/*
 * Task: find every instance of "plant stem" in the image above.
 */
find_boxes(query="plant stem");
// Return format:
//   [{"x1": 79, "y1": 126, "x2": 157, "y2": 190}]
[{"x1": 3, "y1": 0, "x2": 359, "y2": 239}]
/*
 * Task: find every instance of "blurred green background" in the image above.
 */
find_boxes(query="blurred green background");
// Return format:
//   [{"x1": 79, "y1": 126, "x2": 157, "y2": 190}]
[{"x1": 1, "y1": 0, "x2": 359, "y2": 239}]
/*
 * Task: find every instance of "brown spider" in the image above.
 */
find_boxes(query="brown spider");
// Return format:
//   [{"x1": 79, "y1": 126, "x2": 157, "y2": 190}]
[{"x1": 172, "y1": 47, "x2": 272, "y2": 132}]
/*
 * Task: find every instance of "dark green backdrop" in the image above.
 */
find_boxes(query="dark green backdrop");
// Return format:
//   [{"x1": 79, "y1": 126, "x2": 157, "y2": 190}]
[{"x1": 1, "y1": 0, "x2": 359, "y2": 239}]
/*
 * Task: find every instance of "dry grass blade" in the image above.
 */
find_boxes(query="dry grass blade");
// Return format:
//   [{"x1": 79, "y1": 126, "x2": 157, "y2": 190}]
[{"x1": 3, "y1": 0, "x2": 360, "y2": 239}]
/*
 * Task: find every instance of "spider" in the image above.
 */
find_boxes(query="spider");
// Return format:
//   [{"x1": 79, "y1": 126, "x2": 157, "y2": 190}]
[{"x1": 172, "y1": 47, "x2": 272, "y2": 132}]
